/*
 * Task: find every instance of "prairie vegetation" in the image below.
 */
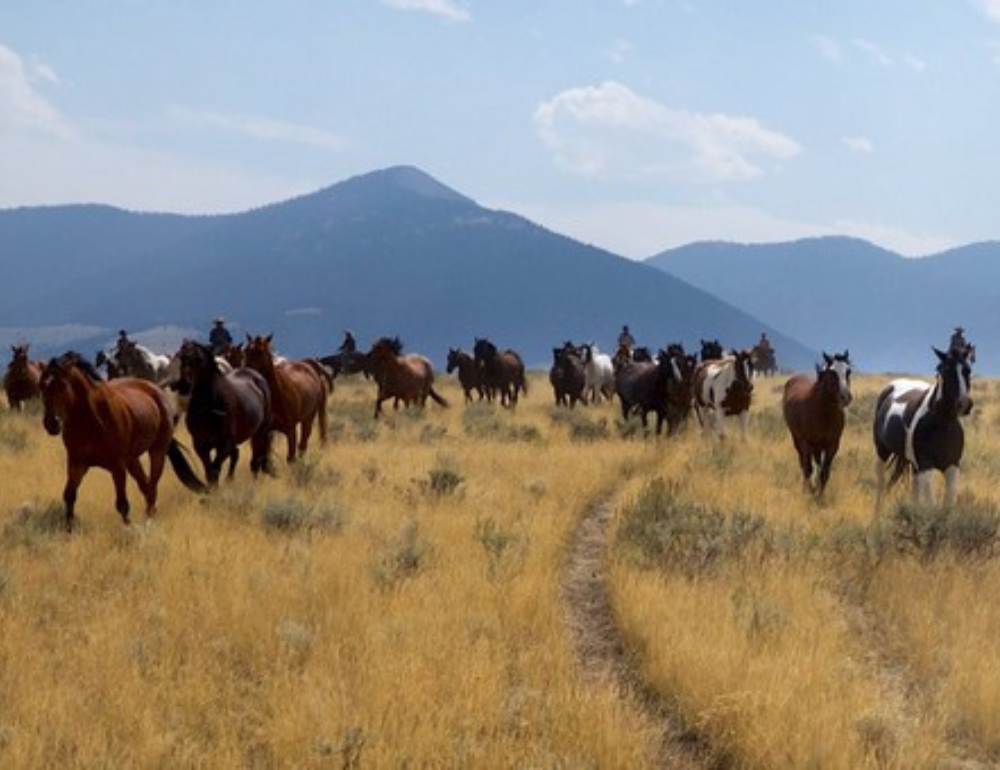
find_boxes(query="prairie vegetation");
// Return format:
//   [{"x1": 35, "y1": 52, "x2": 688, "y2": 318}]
[{"x1": 0, "y1": 369, "x2": 999, "y2": 766}]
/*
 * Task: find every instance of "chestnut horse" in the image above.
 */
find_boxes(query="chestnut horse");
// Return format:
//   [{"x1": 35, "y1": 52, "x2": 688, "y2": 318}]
[
  {"x1": 366, "y1": 337, "x2": 448, "y2": 418},
  {"x1": 4, "y1": 343, "x2": 43, "y2": 410},
  {"x1": 244, "y1": 334, "x2": 330, "y2": 463},
  {"x1": 782, "y1": 351, "x2": 852, "y2": 496},
  {"x1": 39, "y1": 351, "x2": 206, "y2": 531},
  {"x1": 178, "y1": 340, "x2": 273, "y2": 484}
]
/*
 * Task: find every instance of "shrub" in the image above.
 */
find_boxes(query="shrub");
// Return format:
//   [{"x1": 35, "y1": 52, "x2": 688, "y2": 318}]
[
  {"x1": 615, "y1": 478, "x2": 774, "y2": 578},
  {"x1": 890, "y1": 498, "x2": 999, "y2": 561},
  {"x1": 371, "y1": 518, "x2": 429, "y2": 590}
]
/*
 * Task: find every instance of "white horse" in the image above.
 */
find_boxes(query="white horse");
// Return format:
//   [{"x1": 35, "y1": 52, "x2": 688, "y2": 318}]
[
  {"x1": 692, "y1": 349, "x2": 755, "y2": 438},
  {"x1": 580, "y1": 343, "x2": 615, "y2": 404},
  {"x1": 113, "y1": 340, "x2": 173, "y2": 383}
]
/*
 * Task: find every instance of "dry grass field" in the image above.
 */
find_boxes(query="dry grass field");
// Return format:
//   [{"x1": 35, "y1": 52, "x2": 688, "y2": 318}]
[{"x1": 1, "y1": 366, "x2": 999, "y2": 767}]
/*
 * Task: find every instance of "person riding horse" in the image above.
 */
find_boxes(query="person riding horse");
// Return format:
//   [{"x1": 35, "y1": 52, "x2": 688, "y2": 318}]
[
  {"x1": 617, "y1": 325, "x2": 636, "y2": 352},
  {"x1": 209, "y1": 317, "x2": 233, "y2": 355},
  {"x1": 340, "y1": 330, "x2": 357, "y2": 354}
]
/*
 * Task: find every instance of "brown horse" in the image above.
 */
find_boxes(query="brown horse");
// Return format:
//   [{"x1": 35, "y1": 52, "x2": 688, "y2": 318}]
[
  {"x1": 244, "y1": 334, "x2": 330, "y2": 463},
  {"x1": 366, "y1": 337, "x2": 448, "y2": 418},
  {"x1": 473, "y1": 337, "x2": 527, "y2": 407},
  {"x1": 178, "y1": 340, "x2": 273, "y2": 484},
  {"x1": 4, "y1": 344, "x2": 43, "y2": 410},
  {"x1": 446, "y1": 347, "x2": 483, "y2": 404},
  {"x1": 782, "y1": 351, "x2": 852, "y2": 496},
  {"x1": 39, "y1": 351, "x2": 206, "y2": 531}
]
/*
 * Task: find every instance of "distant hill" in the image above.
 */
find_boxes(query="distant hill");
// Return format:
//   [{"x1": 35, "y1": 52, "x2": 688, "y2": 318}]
[
  {"x1": 646, "y1": 237, "x2": 1000, "y2": 374},
  {"x1": 0, "y1": 166, "x2": 816, "y2": 371}
]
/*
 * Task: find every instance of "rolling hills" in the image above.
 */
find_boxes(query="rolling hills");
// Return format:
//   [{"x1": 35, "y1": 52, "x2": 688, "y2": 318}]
[{"x1": 0, "y1": 166, "x2": 815, "y2": 370}]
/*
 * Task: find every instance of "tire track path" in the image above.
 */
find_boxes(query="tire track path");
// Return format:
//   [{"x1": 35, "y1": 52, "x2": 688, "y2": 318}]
[{"x1": 562, "y1": 494, "x2": 720, "y2": 769}]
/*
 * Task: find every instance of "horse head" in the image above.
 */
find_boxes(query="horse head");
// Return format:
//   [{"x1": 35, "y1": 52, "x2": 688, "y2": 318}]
[
  {"x1": 934, "y1": 346, "x2": 973, "y2": 416},
  {"x1": 446, "y1": 348, "x2": 461, "y2": 373},
  {"x1": 730, "y1": 349, "x2": 755, "y2": 393},
  {"x1": 818, "y1": 350, "x2": 852, "y2": 407},
  {"x1": 39, "y1": 352, "x2": 93, "y2": 436},
  {"x1": 178, "y1": 340, "x2": 219, "y2": 383},
  {"x1": 700, "y1": 339, "x2": 723, "y2": 362}
]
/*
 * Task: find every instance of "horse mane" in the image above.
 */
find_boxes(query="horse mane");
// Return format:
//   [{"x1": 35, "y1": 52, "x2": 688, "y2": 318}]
[{"x1": 49, "y1": 351, "x2": 103, "y2": 382}]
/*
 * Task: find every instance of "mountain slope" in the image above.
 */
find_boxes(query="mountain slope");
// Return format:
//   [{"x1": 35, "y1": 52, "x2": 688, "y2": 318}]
[
  {"x1": 646, "y1": 237, "x2": 1000, "y2": 374},
  {"x1": 0, "y1": 166, "x2": 815, "y2": 370}
]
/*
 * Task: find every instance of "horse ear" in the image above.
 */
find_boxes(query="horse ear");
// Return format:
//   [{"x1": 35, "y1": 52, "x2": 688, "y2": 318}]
[
  {"x1": 265, "y1": 333, "x2": 273, "y2": 344},
  {"x1": 933, "y1": 346, "x2": 947, "y2": 362},
  {"x1": 822, "y1": 352, "x2": 832, "y2": 366},
  {"x1": 815, "y1": 363, "x2": 823, "y2": 376}
]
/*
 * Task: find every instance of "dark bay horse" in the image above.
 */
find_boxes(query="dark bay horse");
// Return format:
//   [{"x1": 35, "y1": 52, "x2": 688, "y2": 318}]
[
  {"x1": 446, "y1": 347, "x2": 483, "y2": 404},
  {"x1": 699, "y1": 339, "x2": 724, "y2": 362},
  {"x1": 39, "y1": 351, "x2": 206, "y2": 530},
  {"x1": 782, "y1": 351, "x2": 852, "y2": 496},
  {"x1": 365, "y1": 337, "x2": 448, "y2": 418},
  {"x1": 4, "y1": 344, "x2": 43, "y2": 410},
  {"x1": 873, "y1": 347, "x2": 973, "y2": 508},
  {"x1": 244, "y1": 334, "x2": 330, "y2": 463},
  {"x1": 473, "y1": 337, "x2": 527, "y2": 407},
  {"x1": 615, "y1": 349, "x2": 685, "y2": 435},
  {"x1": 549, "y1": 345, "x2": 586, "y2": 408},
  {"x1": 178, "y1": 340, "x2": 272, "y2": 484}
]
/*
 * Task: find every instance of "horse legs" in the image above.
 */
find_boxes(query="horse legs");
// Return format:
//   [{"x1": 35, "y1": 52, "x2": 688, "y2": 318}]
[
  {"x1": 298, "y1": 416, "x2": 314, "y2": 456},
  {"x1": 126, "y1": 455, "x2": 159, "y2": 516},
  {"x1": 944, "y1": 466, "x2": 960, "y2": 507},
  {"x1": 110, "y1": 464, "x2": 133, "y2": 525},
  {"x1": 62, "y1": 461, "x2": 89, "y2": 531},
  {"x1": 284, "y1": 427, "x2": 298, "y2": 463},
  {"x1": 226, "y1": 446, "x2": 240, "y2": 479}
]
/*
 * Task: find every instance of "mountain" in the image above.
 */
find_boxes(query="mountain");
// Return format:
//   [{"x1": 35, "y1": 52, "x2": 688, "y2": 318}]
[
  {"x1": 0, "y1": 166, "x2": 816, "y2": 370},
  {"x1": 646, "y1": 237, "x2": 1000, "y2": 374}
]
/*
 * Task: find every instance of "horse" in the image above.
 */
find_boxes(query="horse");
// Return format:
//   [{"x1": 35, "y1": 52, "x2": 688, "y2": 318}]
[
  {"x1": 580, "y1": 343, "x2": 615, "y2": 404},
  {"x1": 4, "y1": 344, "x2": 43, "y2": 410},
  {"x1": 365, "y1": 337, "x2": 448, "y2": 418},
  {"x1": 873, "y1": 347, "x2": 973, "y2": 508},
  {"x1": 473, "y1": 337, "x2": 526, "y2": 407},
  {"x1": 693, "y1": 349, "x2": 755, "y2": 438},
  {"x1": 614, "y1": 348, "x2": 687, "y2": 435},
  {"x1": 177, "y1": 340, "x2": 273, "y2": 485},
  {"x1": 39, "y1": 351, "x2": 206, "y2": 530},
  {"x1": 446, "y1": 347, "x2": 483, "y2": 404},
  {"x1": 612, "y1": 341, "x2": 633, "y2": 373},
  {"x1": 319, "y1": 349, "x2": 370, "y2": 379},
  {"x1": 782, "y1": 351, "x2": 853, "y2": 496},
  {"x1": 114, "y1": 339, "x2": 172, "y2": 383},
  {"x1": 244, "y1": 334, "x2": 330, "y2": 463},
  {"x1": 549, "y1": 344, "x2": 586, "y2": 408},
  {"x1": 699, "y1": 339, "x2": 724, "y2": 362},
  {"x1": 752, "y1": 344, "x2": 778, "y2": 377}
]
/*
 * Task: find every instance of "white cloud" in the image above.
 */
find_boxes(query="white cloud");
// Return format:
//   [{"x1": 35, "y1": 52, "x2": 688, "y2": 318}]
[
  {"x1": 0, "y1": 44, "x2": 73, "y2": 138},
  {"x1": 812, "y1": 35, "x2": 842, "y2": 62},
  {"x1": 981, "y1": 0, "x2": 1000, "y2": 24},
  {"x1": 380, "y1": 0, "x2": 470, "y2": 22},
  {"x1": 852, "y1": 38, "x2": 893, "y2": 66},
  {"x1": 903, "y1": 53, "x2": 927, "y2": 72},
  {"x1": 534, "y1": 81, "x2": 800, "y2": 183},
  {"x1": 842, "y1": 135, "x2": 874, "y2": 154},
  {"x1": 168, "y1": 107, "x2": 348, "y2": 152}
]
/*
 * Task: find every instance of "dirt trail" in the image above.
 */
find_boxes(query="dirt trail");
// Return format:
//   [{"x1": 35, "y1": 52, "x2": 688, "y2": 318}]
[{"x1": 562, "y1": 495, "x2": 719, "y2": 769}]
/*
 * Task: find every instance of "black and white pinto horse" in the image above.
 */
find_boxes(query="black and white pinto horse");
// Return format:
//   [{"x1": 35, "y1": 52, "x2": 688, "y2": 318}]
[
  {"x1": 873, "y1": 347, "x2": 973, "y2": 508},
  {"x1": 692, "y1": 349, "x2": 754, "y2": 438},
  {"x1": 580, "y1": 343, "x2": 615, "y2": 404}
]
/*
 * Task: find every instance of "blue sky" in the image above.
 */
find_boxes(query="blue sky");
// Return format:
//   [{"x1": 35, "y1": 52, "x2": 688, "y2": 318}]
[{"x1": 3, "y1": 1, "x2": 1000, "y2": 258}]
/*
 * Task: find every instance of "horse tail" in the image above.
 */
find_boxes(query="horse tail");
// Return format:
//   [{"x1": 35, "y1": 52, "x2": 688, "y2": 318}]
[
  {"x1": 428, "y1": 387, "x2": 449, "y2": 408},
  {"x1": 167, "y1": 440, "x2": 208, "y2": 493},
  {"x1": 885, "y1": 454, "x2": 909, "y2": 491}
]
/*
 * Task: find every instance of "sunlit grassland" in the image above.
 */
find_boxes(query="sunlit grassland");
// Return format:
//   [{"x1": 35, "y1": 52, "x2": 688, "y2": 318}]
[
  {"x1": 3, "y1": 367, "x2": 1000, "y2": 766},
  {"x1": 611, "y1": 371, "x2": 1000, "y2": 767},
  {"x1": 0, "y1": 375, "x2": 662, "y2": 767}
]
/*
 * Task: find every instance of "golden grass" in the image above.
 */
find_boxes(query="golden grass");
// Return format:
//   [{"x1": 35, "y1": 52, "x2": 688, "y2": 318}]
[{"x1": 3, "y1": 369, "x2": 1000, "y2": 766}]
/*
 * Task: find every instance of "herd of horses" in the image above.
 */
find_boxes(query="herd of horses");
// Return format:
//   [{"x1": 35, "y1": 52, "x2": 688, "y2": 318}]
[{"x1": 0, "y1": 332, "x2": 978, "y2": 529}]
